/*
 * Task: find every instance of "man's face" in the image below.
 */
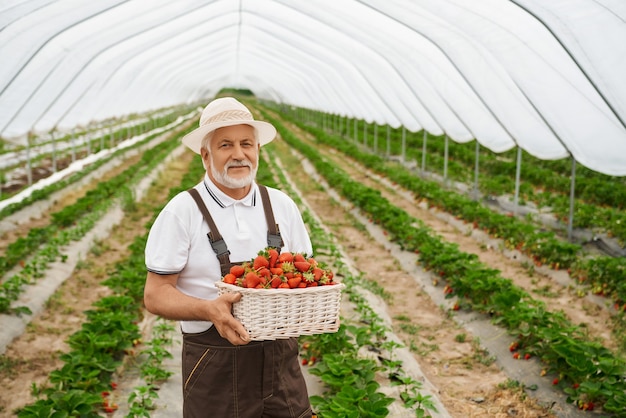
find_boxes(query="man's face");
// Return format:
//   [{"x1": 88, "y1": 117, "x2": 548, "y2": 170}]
[{"x1": 201, "y1": 124, "x2": 259, "y2": 193}]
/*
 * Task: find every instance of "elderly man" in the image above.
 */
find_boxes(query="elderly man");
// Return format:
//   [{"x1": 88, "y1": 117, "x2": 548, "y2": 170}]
[{"x1": 144, "y1": 97, "x2": 313, "y2": 417}]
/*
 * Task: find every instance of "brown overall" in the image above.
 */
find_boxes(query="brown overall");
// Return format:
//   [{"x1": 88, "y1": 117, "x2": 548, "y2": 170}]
[{"x1": 183, "y1": 186, "x2": 312, "y2": 418}]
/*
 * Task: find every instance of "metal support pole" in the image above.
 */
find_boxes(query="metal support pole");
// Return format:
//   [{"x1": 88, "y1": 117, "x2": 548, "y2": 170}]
[
  {"x1": 568, "y1": 158, "x2": 576, "y2": 241},
  {"x1": 421, "y1": 130, "x2": 427, "y2": 175},
  {"x1": 363, "y1": 121, "x2": 367, "y2": 147},
  {"x1": 474, "y1": 140, "x2": 480, "y2": 200},
  {"x1": 386, "y1": 125, "x2": 391, "y2": 157},
  {"x1": 26, "y1": 132, "x2": 33, "y2": 186},
  {"x1": 373, "y1": 124, "x2": 378, "y2": 154},
  {"x1": 401, "y1": 127, "x2": 406, "y2": 163},
  {"x1": 51, "y1": 131, "x2": 57, "y2": 173},
  {"x1": 514, "y1": 147, "x2": 522, "y2": 216},
  {"x1": 443, "y1": 135, "x2": 449, "y2": 184},
  {"x1": 71, "y1": 129, "x2": 76, "y2": 162}
]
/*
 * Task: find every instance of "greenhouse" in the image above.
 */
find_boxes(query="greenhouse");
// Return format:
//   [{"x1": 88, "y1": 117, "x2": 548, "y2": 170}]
[{"x1": 1, "y1": 1, "x2": 625, "y2": 417}]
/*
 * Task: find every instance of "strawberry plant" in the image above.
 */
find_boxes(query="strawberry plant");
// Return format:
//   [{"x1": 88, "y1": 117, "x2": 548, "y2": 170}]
[
  {"x1": 17, "y1": 390, "x2": 103, "y2": 418},
  {"x1": 126, "y1": 385, "x2": 159, "y2": 418}
]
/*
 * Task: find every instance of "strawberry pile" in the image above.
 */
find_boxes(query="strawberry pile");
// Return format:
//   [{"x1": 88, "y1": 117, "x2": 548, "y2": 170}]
[{"x1": 221, "y1": 248, "x2": 337, "y2": 289}]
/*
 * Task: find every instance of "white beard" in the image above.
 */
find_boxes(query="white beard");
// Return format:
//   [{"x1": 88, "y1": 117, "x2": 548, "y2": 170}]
[{"x1": 210, "y1": 154, "x2": 258, "y2": 189}]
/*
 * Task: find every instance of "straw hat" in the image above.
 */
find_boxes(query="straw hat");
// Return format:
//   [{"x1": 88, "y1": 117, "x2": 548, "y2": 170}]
[{"x1": 181, "y1": 97, "x2": 277, "y2": 154}]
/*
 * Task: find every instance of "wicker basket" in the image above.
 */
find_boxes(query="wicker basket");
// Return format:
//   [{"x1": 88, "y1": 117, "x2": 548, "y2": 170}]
[{"x1": 215, "y1": 281, "x2": 345, "y2": 341}]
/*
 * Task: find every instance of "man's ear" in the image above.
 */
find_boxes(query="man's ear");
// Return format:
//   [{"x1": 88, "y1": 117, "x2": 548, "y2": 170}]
[{"x1": 200, "y1": 149, "x2": 209, "y2": 170}]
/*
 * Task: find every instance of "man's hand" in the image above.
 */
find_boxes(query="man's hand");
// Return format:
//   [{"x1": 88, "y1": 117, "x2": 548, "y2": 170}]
[{"x1": 209, "y1": 292, "x2": 250, "y2": 345}]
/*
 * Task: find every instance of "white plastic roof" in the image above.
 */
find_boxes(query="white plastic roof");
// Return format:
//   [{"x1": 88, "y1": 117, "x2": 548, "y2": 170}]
[{"x1": 1, "y1": 0, "x2": 625, "y2": 175}]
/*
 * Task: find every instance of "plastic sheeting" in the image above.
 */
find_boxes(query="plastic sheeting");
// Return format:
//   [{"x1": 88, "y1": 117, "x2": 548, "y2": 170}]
[{"x1": 1, "y1": 0, "x2": 625, "y2": 175}]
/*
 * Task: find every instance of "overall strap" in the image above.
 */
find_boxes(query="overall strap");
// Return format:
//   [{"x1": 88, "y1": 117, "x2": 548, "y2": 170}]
[
  {"x1": 257, "y1": 185, "x2": 284, "y2": 250},
  {"x1": 187, "y1": 188, "x2": 232, "y2": 272}
]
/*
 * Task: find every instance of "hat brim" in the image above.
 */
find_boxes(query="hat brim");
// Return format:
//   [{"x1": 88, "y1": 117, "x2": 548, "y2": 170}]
[{"x1": 181, "y1": 120, "x2": 277, "y2": 154}]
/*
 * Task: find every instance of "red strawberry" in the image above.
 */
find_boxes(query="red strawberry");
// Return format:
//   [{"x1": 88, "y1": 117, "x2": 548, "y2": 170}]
[
  {"x1": 312, "y1": 268, "x2": 324, "y2": 281},
  {"x1": 223, "y1": 273, "x2": 237, "y2": 284},
  {"x1": 270, "y1": 267, "x2": 283, "y2": 276},
  {"x1": 268, "y1": 248, "x2": 279, "y2": 268},
  {"x1": 287, "y1": 276, "x2": 302, "y2": 288},
  {"x1": 270, "y1": 275, "x2": 282, "y2": 288},
  {"x1": 294, "y1": 253, "x2": 306, "y2": 263},
  {"x1": 278, "y1": 252, "x2": 293, "y2": 264},
  {"x1": 320, "y1": 270, "x2": 335, "y2": 285},
  {"x1": 230, "y1": 265, "x2": 245, "y2": 278},
  {"x1": 278, "y1": 282, "x2": 290, "y2": 289},
  {"x1": 319, "y1": 271, "x2": 334, "y2": 285},
  {"x1": 253, "y1": 255, "x2": 269, "y2": 270},
  {"x1": 294, "y1": 261, "x2": 311, "y2": 273},
  {"x1": 244, "y1": 272, "x2": 261, "y2": 288}
]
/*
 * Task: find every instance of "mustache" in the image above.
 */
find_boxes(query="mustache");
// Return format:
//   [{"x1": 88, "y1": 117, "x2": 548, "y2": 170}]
[{"x1": 225, "y1": 160, "x2": 252, "y2": 169}]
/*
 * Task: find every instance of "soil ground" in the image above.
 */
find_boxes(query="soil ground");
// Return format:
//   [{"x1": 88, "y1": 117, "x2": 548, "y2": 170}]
[{"x1": 0, "y1": 114, "x2": 613, "y2": 417}]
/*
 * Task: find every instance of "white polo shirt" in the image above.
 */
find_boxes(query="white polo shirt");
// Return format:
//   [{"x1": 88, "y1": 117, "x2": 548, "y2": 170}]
[{"x1": 145, "y1": 174, "x2": 312, "y2": 333}]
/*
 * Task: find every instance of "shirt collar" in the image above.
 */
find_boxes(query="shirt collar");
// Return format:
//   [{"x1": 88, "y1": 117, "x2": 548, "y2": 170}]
[{"x1": 203, "y1": 174, "x2": 257, "y2": 208}]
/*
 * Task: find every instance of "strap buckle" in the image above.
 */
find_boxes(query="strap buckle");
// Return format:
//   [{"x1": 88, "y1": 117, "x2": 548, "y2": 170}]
[
  {"x1": 267, "y1": 231, "x2": 284, "y2": 249},
  {"x1": 208, "y1": 233, "x2": 230, "y2": 257}
]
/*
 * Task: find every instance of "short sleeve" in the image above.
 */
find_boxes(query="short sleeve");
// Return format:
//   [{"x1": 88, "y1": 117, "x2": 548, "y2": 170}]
[{"x1": 145, "y1": 204, "x2": 191, "y2": 274}]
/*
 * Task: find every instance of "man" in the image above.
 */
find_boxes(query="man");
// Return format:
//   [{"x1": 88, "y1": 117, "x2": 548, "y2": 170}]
[{"x1": 144, "y1": 97, "x2": 313, "y2": 417}]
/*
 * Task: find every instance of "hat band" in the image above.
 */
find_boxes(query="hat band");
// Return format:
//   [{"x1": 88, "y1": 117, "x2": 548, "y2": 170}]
[{"x1": 202, "y1": 109, "x2": 253, "y2": 126}]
